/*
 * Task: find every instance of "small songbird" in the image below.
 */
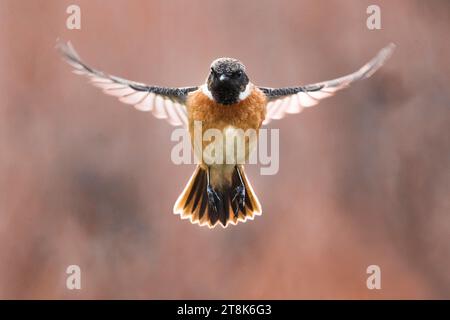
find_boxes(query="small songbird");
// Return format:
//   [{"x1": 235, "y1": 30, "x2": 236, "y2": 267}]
[{"x1": 58, "y1": 41, "x2": 395, "y2": 229}]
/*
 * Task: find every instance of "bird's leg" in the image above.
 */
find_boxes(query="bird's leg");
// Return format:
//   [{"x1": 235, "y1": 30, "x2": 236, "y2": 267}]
[
  {"x1": 232, "y1": 166, "x2": 246, "y2": 216},
  {"x1": 206, "y1": 167, "x2": 221, "y2": 213}
]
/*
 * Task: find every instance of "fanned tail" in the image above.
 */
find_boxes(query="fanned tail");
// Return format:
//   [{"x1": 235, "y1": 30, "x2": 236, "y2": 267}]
[{"x1": 173, "y1": 165, "x2": 262, "y2": 228}]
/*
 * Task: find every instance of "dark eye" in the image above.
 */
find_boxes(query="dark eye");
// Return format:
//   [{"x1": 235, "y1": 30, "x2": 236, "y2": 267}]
[{"x1": 235, "y1": 70, "x2": 243, "y2": 78}]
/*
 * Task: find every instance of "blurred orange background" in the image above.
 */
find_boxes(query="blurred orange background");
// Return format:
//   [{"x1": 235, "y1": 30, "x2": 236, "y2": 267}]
[{"x1": 0, "y1": 0, "x2": 449, "y2": 299}]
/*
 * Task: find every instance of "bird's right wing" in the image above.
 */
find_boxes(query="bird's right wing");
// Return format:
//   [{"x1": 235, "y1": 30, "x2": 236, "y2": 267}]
[{"x1": 58, "y1": 41, "x2": 198, "y2": 126}]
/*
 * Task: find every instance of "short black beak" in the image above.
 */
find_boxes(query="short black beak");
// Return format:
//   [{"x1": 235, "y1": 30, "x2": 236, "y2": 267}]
[{"x1": 219, "y1": 74, "x2": 229, "y2": 82}]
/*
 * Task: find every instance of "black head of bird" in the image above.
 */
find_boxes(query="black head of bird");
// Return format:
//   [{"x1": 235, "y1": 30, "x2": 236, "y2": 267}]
[{"x1": 207, "y1": 58, "x2": 250, "y2": 105}]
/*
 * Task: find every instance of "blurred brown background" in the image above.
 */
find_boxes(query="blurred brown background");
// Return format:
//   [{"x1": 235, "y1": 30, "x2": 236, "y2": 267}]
[{"x1": 0, "y1": 0, "x2": 449, "y2": 299}]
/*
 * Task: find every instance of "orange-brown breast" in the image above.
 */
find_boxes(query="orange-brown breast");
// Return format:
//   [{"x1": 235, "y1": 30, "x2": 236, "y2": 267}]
[
  {"x1": 186, "y1": 86, "x2": 267, "y2": 185},
  {"x1": 186, "y1": 87, "x2": 267, "y2": 135}
]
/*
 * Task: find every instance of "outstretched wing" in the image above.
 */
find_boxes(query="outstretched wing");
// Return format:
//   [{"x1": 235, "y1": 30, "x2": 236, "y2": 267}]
[
  {"x1": 57, "y1": 41, "x2": 198, "y2": 126},
  {"x1": 259, "y1": 43, "x2": 395, "y2": 125}
]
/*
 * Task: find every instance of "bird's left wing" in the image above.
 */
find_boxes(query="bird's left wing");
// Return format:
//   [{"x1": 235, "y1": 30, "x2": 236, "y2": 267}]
[
  {"x1": 58, "y1": 41, "x2": 198, "y2": 126},
  {"x1": 259, "y1": 43, "x2": 395, "y2": 125}
]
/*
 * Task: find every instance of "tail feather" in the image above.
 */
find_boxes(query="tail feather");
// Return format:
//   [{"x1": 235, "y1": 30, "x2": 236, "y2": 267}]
[{"x1": 173, "y1": 165, "x2": 262, "y2": 228}]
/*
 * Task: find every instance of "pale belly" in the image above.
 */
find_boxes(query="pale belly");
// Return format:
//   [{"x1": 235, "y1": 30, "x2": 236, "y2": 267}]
[{"x1": 194, "y1": 125, "x2": 258, "y2": 166}]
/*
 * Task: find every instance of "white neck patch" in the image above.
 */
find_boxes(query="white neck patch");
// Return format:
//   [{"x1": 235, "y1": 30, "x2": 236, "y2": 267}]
[
  {"x1": 201, "y1": 84, "x2": 214, "y2": 100},
  {"x1": 239, "y1": 83, "x2": 252, "y2": 101}
]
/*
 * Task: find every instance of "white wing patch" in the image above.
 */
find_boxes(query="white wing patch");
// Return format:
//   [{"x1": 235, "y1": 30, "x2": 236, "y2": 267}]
[{"x1": 88, "y1": 75, "x2": 188, "y2": 126}]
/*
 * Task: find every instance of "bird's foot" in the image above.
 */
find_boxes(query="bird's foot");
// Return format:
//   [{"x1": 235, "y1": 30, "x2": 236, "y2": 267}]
[
  {"x1": 232, "y1": 184, "x2": 245, "y2": 217},
  {"x1": 207, "y1": 185, "x2": 221, "y2": 213}
]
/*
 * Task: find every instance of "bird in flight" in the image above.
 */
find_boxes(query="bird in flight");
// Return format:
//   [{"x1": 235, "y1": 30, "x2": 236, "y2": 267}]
[{"x1": 58, "y1": 41, "x2": 395, "y2": 229}]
